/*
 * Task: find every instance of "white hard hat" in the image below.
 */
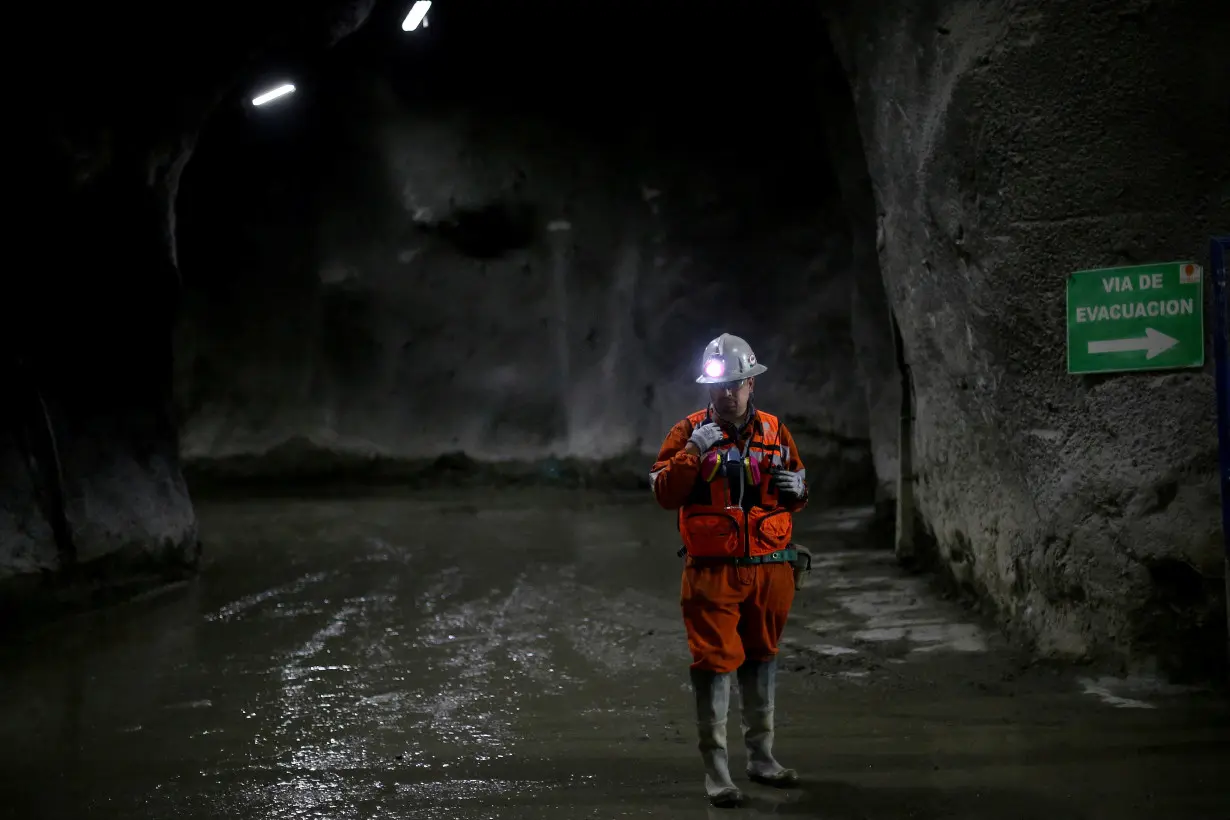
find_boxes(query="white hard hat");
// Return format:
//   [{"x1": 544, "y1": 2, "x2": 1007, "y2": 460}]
[{"x1": 695, "y1": 333, "x2": 767, "y2": 384}]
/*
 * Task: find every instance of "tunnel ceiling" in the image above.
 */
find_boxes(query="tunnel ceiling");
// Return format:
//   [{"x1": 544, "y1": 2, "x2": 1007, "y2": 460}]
[
  {"x1": 187, "y1": 0, "x2": 840, "y2": 182},
  {"x1": 179, "y1": 2, "x2": 848, "y2": 283},
  {"x1": 27, "y1": 1, "x2": 379, "y2": 176}
]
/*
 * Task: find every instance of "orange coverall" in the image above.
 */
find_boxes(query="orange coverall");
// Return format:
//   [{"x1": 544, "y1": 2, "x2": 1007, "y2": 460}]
[{"x1": 651, "y1": 410, "x2": 807, "y2": 673}]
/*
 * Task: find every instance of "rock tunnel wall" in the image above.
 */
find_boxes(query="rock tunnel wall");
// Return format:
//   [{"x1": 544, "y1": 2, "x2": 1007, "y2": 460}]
[
  {"x1": 825, "y1": 0, "x2": 1229, "y2": 676},
  {"x1": 172, "y1": 23, "x2": 882, "y2": 502}
]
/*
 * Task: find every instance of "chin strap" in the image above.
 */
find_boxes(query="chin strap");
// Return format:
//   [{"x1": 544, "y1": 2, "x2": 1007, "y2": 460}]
[{"x1": 708, "y1": 402, "x2": 755, "y2": 434}]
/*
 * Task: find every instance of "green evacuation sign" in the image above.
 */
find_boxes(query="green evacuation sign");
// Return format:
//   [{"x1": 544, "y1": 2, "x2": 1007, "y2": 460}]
[{"x1": 1067, "y1": 261, "x2": 1205, "y2": 374}]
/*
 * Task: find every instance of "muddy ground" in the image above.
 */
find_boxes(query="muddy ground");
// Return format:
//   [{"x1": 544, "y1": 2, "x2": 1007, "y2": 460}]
[{"x1": 0, "y1": 489, "x2": 1226, "y2": 819}]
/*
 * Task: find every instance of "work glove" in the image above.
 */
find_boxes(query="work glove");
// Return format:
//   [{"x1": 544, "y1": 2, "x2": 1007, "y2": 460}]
[
  {"x1": 773, "y1": 469, "x2": 806, "y2": 500},
  {"x1": 687, "y1": 422, "x2": 724, "y2": 455}
]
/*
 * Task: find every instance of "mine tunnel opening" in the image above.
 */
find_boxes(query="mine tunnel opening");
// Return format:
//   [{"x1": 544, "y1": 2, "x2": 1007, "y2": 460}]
[
  {"x1": 8, "y1": 10, "x2": 1230, "y2": 817},
  {"x1": 172, "y1": 0, "x2": 898, "y2": 511},
  {"x1": 4, "y1": 0, "x2": 1222, "y2": 688}
]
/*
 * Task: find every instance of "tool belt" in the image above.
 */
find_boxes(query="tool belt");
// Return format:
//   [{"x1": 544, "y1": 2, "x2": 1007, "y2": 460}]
[{"x1": 683, "y1": 547, "x2": 798, "y2": 566}]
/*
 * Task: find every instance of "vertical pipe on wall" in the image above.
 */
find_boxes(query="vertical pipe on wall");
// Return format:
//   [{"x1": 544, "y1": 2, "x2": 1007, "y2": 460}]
[{"x1": 1209, "y1": 236, "x2": 1229, "y2": 681}]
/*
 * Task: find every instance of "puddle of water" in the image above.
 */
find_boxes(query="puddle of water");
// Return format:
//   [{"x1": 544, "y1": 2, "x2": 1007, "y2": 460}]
[
  {"x1": 822, "y1": 574, "x2": 897, "y2": 590},
  {"x1": 812, "y1": 644, "x2": 861, "y2": 656},
  {"x1": 853, "y1": 622, "x2": 986, "y2": 653},
  {"x1": 802, "y1": 619, "x2": 850, "y2": 634},
  {"x1": 1076, "y1": 675, "x2": 1208, "y2": 709},
  {"x1": 1079, "y1": 679, "x2": 1156, "y2": 709}
]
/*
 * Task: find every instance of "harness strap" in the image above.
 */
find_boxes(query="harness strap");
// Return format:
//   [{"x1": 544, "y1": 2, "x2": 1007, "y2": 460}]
[{"x1": 682, "y1": 548, "x2": 798, "y2": 566}]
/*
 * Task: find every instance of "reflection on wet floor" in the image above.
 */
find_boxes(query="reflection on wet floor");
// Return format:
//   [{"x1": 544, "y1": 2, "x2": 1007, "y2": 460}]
[{"x1": 0, "y1": 489, "x2": 1226, "y2": 820}]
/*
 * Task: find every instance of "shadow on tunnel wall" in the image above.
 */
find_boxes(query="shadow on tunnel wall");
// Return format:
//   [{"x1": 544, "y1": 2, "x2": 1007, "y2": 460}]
[
  {"x1": 1, "y1": 0, "x2": 380, "y2": 630},
  {"x1": 172, "y1": 0, "x2": 896, "y2": 507}
]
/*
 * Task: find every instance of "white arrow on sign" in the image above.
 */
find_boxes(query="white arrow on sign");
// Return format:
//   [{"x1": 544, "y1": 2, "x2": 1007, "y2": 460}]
[{"x1": 1087, "y1": 327, "x2": 1179, "y2": 359}]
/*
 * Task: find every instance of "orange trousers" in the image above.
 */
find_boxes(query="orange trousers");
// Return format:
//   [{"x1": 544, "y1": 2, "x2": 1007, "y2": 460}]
[{"x1": 680, "y1": 560, "x2": 796, "y2": 673}]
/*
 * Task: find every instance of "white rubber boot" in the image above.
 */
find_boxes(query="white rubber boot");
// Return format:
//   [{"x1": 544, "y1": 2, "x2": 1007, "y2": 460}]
[
  {"x1": 738, "y1": 657, "x2": 800, "y2": 787},
  {"x1": 690, "y1": 668, "x2": 744, "y2": 807}
]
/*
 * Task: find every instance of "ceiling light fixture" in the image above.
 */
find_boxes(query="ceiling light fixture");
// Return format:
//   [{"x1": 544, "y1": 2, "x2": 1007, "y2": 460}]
[
  {"x1": 402, "y1": 1, "x2": 431, "y2": 32},
  {"x1": 251, "y1": 83, "x2": 296, "y2": 106}
]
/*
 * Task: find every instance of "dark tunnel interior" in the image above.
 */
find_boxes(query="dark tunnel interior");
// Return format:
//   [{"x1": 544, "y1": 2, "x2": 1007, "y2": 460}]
[
  {"x1": 174, "y1": 0, "x2": 881, "y2": 499},
  {"x1": 2, "y1": 1, "x2": 1229, "y2": 817}
]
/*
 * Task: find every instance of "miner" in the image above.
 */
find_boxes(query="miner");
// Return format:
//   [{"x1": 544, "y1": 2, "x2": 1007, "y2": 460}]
[{"x1": 649, "y1": 332, "x2": 809, "y2": 807}]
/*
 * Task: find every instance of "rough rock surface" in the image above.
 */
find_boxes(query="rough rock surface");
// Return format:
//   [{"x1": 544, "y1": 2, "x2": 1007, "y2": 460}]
[
  {"x1": 173, "y1": 11, "x2": 882, "y2": 504},
  {"x1": 826, "y1": 0, "x2": 1229, "y2": 677}
]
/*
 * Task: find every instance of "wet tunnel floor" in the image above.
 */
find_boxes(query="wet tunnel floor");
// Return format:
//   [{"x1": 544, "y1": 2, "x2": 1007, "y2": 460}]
[{"x1": 1, "y1": 489, "x2": 1227, "y2": 820}]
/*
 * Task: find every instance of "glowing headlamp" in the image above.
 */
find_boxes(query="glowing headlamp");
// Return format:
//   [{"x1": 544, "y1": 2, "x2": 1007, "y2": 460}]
[{"x1": 703, "y1": 359, "x2": 725, "y2": 379}]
